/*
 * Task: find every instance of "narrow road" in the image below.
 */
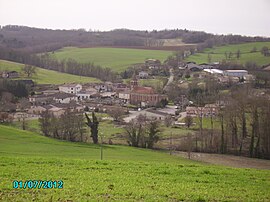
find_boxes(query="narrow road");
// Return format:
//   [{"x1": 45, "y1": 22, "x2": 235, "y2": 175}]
[{"x1": 163, "y1": 68, "x2": 174, "y2": 91}]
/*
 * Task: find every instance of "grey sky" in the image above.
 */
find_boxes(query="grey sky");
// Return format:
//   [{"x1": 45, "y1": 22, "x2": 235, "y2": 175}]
[{"x1": 0, "y1": 0, "x2": 269, "y2": 36}]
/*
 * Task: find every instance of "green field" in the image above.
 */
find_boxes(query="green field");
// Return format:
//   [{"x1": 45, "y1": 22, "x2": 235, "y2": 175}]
[
  {"x1": 1, "y1": 125, "x2": 270, "y2": 201},
  {"x1": 187, "y1": 42, "x2": 270, "y2": 66},
  {"x1": 0, "y1": 60, "x2": 101, "y2": 84},
  {"x1": 51, "y1": 47, "x2": 172, "y2": 72}
]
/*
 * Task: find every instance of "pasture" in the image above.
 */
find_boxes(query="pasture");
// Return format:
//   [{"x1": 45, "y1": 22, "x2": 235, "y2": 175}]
[
  {"x1": 187, "y1": 42, "x2": 270, "y2": 66},
  {"x1": 0, "y1": 125, "x2": 270, "y2": 201},
  {"x1": 0, "y1": 60, "x2": 101, "y2": 84},
  {"x1": 51, "y1": 47, "x2": 172, "y2": 72}
]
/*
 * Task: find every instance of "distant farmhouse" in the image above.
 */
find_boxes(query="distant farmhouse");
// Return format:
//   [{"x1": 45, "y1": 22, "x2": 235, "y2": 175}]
[{"x1": 2, "y1": 71, "x2": 19, "y2": 78}]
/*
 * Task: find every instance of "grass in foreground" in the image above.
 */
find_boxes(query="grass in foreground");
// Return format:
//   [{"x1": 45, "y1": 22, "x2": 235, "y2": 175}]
[
  {"x1": 51, "y1": 47, "x2": 172, "y2": 72},
  {"x1": 0, "y1": 60, "x2": 101, "y2": 84},
  {"x1": 187, "y1": 42, "x2": 270, "y2": 66},
  {"x1": 0, "y1": 125, "x2": 269, "y2": 201}
]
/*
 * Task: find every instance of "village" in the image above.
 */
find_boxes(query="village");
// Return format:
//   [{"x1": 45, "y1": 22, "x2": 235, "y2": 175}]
[{"x1": 0, "y1": 58, "x2": 256, "y2": 129}]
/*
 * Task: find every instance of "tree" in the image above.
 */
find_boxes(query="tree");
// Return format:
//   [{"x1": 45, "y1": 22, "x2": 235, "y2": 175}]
[
  {"x1": 184, "y1": 115, "x2": 193, "y2": 128},
  {"x1": 108, "y1": 108, "x2": 125, "y2": 122},
  {"x1": 261, "y1": 46, "x2": 270, "y2": 57},
  {"x1": 39, "y1": 110, "x2": 52, "y2": 137},
  {"x1": 236, "y1": 49, "x2": 241, "y2": 59},
  {"x1": 22, "y1": 65, "x2": 36, "y2": 77},
  {"x1": 207, "y1": 53, "x2": 212, "y2": 64},
  {"x1": 125, "y1": 119, "x2": 143, "y2": 147},
  {"x1": 85, "y1": 112, "x2": 99, "y2": 144},
  {"x1": 146, "y1": 120, "x2": 160, "y2": 149},
  {"x1": 164, "y1": 115, "x2": 173, "y2": 127}
]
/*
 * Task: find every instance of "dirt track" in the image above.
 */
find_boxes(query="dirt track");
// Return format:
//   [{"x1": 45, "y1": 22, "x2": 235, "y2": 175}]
[{"x1": 174, "y1": 151, "x2": 270, "y2": 170}]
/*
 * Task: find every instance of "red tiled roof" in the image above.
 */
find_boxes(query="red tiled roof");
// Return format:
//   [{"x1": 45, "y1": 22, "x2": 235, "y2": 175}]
[{"x1": 131, "y1": 87, "x2": 155, "y2": 94}]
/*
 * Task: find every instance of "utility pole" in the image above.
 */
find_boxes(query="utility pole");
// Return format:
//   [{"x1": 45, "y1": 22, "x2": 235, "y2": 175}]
[
  {"x1": 170, "y1": 132, "x2": 173, "y2": 155},
  {"x1": 100, "y1": 134, "x2": 103, "y2": 160}
]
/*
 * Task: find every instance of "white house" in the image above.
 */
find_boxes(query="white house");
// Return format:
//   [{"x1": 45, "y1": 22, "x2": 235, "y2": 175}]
[
  {"x1": 59, "y1": 84, "x2": 82, "y2": 94},
  {"x1": 77, "y1": 91, "x2": 96, "y2": 100},
  {"x1": 224, "y1": 70, "x2": 248, "y2": 78},
  {"x1": 118, "y1": 90, "x2": 130, "y2": 102},
  {"x1": 139, "y1": 71, "x2": 149, "y2": 79}
]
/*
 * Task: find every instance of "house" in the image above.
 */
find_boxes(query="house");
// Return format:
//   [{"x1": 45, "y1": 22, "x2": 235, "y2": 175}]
[
  {"x1": 59, "y1": 84, "x2": 82, "y2": 94},
  {"x1": 186, "y1": 63, "x2": 204, "y2": 72},
  {"x1": 29, "y1": 94, "x2": 54, "y2": 104},
  {"x1": 52, "y1": 93, "x2": 78, "y2": 104},
  {"x1": 138, "y1": 71, "x2": 149, "y2": 79},
  {"x1": 94, "y1": 83, "x2": 110, "y2": 92},
  {"x1": 27, "y1": 105, "x2": 53, "y2": 114},
  {"x1": 145, "y1": 59, "x2": 161, "y2": 66},
  {"x1": 224, "y1": 70, "x2": 248, "y2": 78},
  {"x1": 77, "y1": 91, "x2": 96, "y2": 100},
  {"x1": 118, "y1": 90, "x2": 130, "y2": 103},
  {"x1": 2, "y1": 71, "x2": 19, "y2": 78}
]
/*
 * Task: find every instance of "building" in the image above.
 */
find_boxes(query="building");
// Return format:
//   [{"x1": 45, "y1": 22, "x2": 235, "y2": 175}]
[
  {"x1": 129, "y1": 75, "x2": 167, "y2": 106},
  {"x1": 186, "y1": 63, "x2": 204, "y2": 72},
  {"x1": 59, "y1": 84, "x2": 82, "y2": 94},
  {"x1": 138, "y1": 71, "x2": 149, "y2": 79},
  {"x1": 118, "y1": 90, "x2": 131, "y2": 103},
  {"x1": 29, "y1": 94, "x2": 54, "y2": 104},
  {"x1": 2, "y1": 71, "x2": 19, "y2": 78},
  {"x1": 77, "y1": 91, "x2": 96, "y2": 100},
  {"x1": 203, "y1": 69, "x2": 224, "y2": 75},
  {"x1": 224, "y1": 70, "x2": 248, "y2": 78},
  {"x1": 53, "y1": 93, "x2": 78, "y2": 104}
]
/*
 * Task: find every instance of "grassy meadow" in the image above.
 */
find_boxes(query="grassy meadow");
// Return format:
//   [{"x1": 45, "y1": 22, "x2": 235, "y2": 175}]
[
  {"x1": 187, "y1": 42, "x2": 270, "y2": 66},
  {"x1": 0, "y1": 60, "x2": 101, "y2": 84},
  {"x1": 51, "y1": 47, "x2": 172, "y2": 72},
  {"x1": 0, "y1": 125, "x2": 270, "y2": 201}
]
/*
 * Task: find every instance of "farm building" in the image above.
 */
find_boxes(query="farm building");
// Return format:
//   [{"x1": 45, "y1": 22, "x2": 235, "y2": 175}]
[{"x1": 2, "y1": 71, "x2": 19, "y2": 78}]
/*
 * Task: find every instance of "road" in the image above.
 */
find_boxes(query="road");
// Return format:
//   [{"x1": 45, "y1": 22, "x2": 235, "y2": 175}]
[{"x1": 163, "y1": 68, "x2": 174, "y2": 91}]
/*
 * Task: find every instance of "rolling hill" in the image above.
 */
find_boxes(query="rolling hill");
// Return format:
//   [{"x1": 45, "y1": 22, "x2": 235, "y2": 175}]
[
  {"x1": 0, "y1": 60, "x2": 101, "y2": 84},
  {"x1": 187, "y1": 42, "x2": 270, "y2": 66},
  {"x1": 0, "y1": 125, "x2": 269, "y2": 201},
  {"x1": 51, "y1": 47, "x2": 172, "y2": 72}
]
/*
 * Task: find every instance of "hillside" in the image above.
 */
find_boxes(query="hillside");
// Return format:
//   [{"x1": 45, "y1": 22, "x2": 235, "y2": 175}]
[
  {"x1": 1, "y1": 125, "x2": 270, "y2": 201},
  {"x1": 0, "y1": 60, "x2": 101, "y2": 84},
  {"x1": 187, "y1": 42, "x2": 270, "y2": 66},
  {"x1": 51, "y1": 47, "x2": 172, "y2": 72}
]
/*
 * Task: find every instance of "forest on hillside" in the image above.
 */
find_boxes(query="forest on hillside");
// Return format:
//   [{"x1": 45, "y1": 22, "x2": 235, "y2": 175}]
[{"x1": 0, "y1": 25, "x2": 270, "y2": 54}]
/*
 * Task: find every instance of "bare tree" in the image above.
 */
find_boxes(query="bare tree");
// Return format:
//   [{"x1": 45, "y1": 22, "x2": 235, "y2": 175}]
[
  {"x1": 164, "y1": 115, "x2": 173, "y2": 127},
  {"x1": 22, "y1": 65, "x2": 36, "y2": 77},
  {"x1": 184, "y1": 115, "x2": 193, "y2": 128}
]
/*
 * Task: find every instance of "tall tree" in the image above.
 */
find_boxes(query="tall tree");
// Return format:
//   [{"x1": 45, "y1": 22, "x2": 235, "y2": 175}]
[{"x1": 85, "y1": 112, "x2": 99, "y2": 144}]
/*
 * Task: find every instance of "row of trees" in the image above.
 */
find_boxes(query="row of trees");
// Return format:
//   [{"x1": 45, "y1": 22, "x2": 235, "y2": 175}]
[
  {"x1": 0, "y1": 48, "x2": 119, "y2": 82},
  {"x1": 182, "y1": 85, "x2": 270, "y2": 160},
  {"x1": 39, "y1": 110, "x2": 100, "y2": 144}
]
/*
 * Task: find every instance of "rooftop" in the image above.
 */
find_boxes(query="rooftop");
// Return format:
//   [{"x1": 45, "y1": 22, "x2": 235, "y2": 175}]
[{"x1": 131, "y1": 86, "x2": 155, "y2": 94}]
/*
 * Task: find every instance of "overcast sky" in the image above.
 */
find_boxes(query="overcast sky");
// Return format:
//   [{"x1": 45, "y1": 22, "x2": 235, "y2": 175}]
[{"x1": 0, "y1": 0, "x2": 269, "y2": 36}]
